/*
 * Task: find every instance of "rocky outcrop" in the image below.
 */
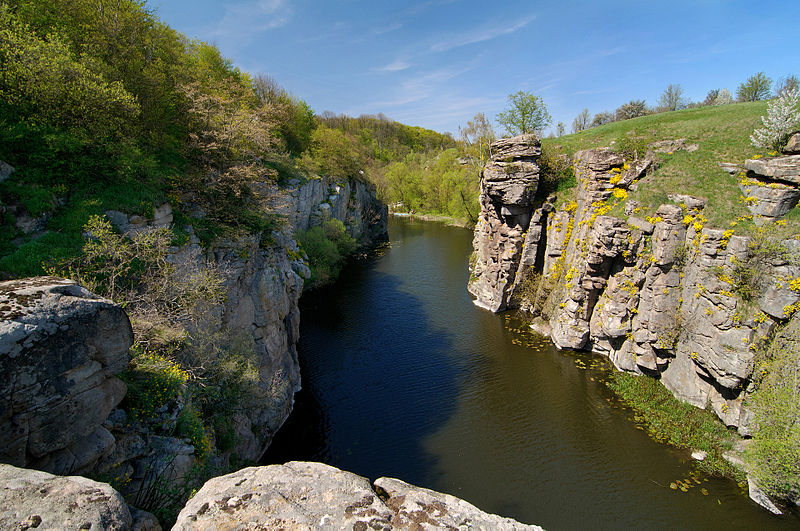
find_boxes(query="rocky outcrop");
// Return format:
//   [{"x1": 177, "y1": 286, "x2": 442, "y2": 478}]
[
  {"x1": 267, "y1": 176, "x2": 389, "y2": 248},
  {"x1": 469, "y1": 145, "x2": 800, "y2": 434},
  {"x1": 739, "y1": 154, "x2": 800, "y2": 219},
  {"x1": 174, "y1": 461, "x2": 540, "y2": 530},
  {"x1": 0, "y1": 278, "x2": 132, "y2": 475},
  {"x1": 105, "y1": 204, "x2": 174, "y2": 235},
  {"x1": 468, "y1": 134, "x2": 542, "y2": 312}
]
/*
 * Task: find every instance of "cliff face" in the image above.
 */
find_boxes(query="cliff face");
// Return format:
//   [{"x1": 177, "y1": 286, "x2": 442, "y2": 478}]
[
  {"x1": 0, "y1": 174, "x2": 388, "y2": 485},
  {"x1": 469, "y1": 134, "x2": 800, "y2": 434}
]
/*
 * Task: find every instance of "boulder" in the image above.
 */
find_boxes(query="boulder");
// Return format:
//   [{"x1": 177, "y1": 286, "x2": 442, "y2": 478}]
[
  {"x1": 0, "y1": 463, "x2": 136, "y2": 530},
  {"x1": 782, "y1": 132, "x2": 800, "y2": 154},
  {"x1": 174, "y1": 462, "x2": 540, "y2": 530},
  {"x1": 0, "y1": 277, "x2": 132, "y2": 474},
  {"x1": 0, "y1": 159, "x2": 14, "y2": 182}
]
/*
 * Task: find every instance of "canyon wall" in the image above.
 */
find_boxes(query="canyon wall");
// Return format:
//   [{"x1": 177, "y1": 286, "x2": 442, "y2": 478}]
[
  {"x1": 469, "y1": 134, "x2": 800, "y2": 435},
  {"x1": 0, "y1": 174, "x2": 388, "y2": 489}
]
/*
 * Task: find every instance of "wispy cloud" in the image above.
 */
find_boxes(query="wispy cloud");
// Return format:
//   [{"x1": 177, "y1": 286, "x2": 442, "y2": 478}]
[
  {"x1": 430, "y1": 15, "x2": 536, "y2": 53},
  {"x1": 373, "y1": 58, "x2": 412, "y2": 73},
  {"x1": 211, "y1": 0, "x2": 292, "y2": 42},
  {"x1": 372, "y1": 63, "x2": 479, "y2": 107}
]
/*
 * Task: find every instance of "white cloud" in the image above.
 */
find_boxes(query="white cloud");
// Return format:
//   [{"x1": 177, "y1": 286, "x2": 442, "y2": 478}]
[
  {"x1": 211, "y1": 0, "x2": 292, "y2": 43},
  {"x1": 374, "y1": 58, "x2": 413, "y2": 73},
  {"x1": 430, "y1": 15, "x2": 536, "y2": 53}
]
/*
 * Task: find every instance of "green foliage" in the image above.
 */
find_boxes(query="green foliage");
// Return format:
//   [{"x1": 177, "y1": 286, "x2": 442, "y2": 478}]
[
  {"x1": 537, "y1": 143, "x2": 576, "y2": 199},
  {"x1": 120, "y1": 347, "x2": 189, "y2": 423},
  {"x1": 496, "y1": 91, "x2": 552, "y2": 136},
  {"x1": 175, "y1": 406, "x2": 211, "y2": 461},
  {"x1": 737, "y1": 72, "x2": 772, "y2": 102},
  {"x1": 614, "y1": 129, "x2": 653, "y2": 160},
  {"x1": 381, "y1": 149, "x2": 479, "y2": 224},
  {"x1": 303, "y1": 124, "x2": 365, "y2": 179},
  {"x1": 746, "y1": 319, "x2": 800, "y2": 499},
  {"x1": 296, "y1": 218, "x2": 357, "y2": 286},
  {"x1": 615, "y1": 100, "x2": 650, "y2": 121},
  {"x1": 607, "y1": 372, "x2": 741, "y2": 478}
]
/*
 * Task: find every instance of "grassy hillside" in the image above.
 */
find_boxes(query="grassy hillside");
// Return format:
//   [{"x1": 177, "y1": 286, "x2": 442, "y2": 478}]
[{"x1": 543, "y1": 101, "x2": 796, "y2": 232}]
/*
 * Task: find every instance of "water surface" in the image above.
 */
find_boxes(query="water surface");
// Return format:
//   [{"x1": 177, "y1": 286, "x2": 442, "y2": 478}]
[{"x1": 265, "y1": 217, "x2": 796, "y2": 530}]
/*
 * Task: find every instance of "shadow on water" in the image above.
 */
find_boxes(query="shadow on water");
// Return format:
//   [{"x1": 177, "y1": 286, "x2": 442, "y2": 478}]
[{"x1": 263, "y1": 238, "x2": 460, "y2": 485}]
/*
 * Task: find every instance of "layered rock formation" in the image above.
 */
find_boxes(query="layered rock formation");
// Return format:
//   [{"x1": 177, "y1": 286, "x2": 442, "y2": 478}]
[
  {"x1": 469, "y1": 140, "x2": 800, "y2": 436},
  {"x1": 468, "y1": 134, "x2": 542, "y2": 312},
  {"x1": 174, "y1": 461, "x2": 540, "y2": 530},
  {"x1": 0, "y1": 278, "x2": 132, "y2": 475},
  {"x1": 267, "y1": 176, "x2": 389, "y2": 248}
]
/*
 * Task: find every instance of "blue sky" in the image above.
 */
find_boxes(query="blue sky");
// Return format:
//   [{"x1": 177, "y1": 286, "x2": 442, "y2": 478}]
[{"x1": 153, "y1": 0, "x2": 799, "y2": 136}]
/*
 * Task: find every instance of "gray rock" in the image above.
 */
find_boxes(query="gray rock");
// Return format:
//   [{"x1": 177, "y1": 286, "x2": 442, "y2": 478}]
[
  {"x1": 649, "y1": 138, "x2": 699, "y2": 153},
  {"x1": 739, "y1": 182, "x2": 800, "y2": 218},
  {"x1": 718, "y1": 162, "x2": 745, "y2": 175},
  {"x1": 782, "y1": 132, "x2": 800, "y2": 154},
  {"x1": 173, "y1": 462, "x2": 540, "y2": 530},
  {"x1": 0, "y1": 278, "x2": 132, "y2": 474},
  {"x1": 0, "y1": 463, "x2": 133, "y2": 530},
  {"x1": 469, "y1": 134, "x2": 542, "y2": 312},
  {"x1": 744, "y1": 155, "x2": 800, "y2": 184},
  {"x1": 748, "y1": 476, "x2": 783, "y2": 515},
  {"x1": 668, "y1": 193, "x2": 707, "y2": 211},
  {"x1": 0, "y1": 159, "x2": 14, "y2": 182}
]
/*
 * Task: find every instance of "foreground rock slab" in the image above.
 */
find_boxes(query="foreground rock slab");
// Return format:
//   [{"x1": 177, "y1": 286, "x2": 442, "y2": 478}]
[
  {"x1": 0, "y1": 463, "x2": 135, "y2": 530},
  {"x1": 174, "y1": 461, "x2": 541, "y2": 530}
]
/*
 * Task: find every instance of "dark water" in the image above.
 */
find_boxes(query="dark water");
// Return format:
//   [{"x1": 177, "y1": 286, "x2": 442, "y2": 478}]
[{"x1": 264, "y1": 217, "x2": 797, "y2": 530}]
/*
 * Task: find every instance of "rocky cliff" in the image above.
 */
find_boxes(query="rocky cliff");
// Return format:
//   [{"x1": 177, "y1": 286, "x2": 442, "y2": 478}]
[
  {"x1": 469, "y1": 134, "x2": 800, "y2": 436},
  {"x1": 0, "y1": 173, "x2": 388, "y2": 511}
]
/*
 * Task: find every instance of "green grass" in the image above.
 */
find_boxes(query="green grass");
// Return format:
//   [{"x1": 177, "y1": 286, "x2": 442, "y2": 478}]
[
  {"x1": 543, "y1": 101, "x2": 776, "y2": 231},
  {"x1": 607, "y1": 371, "x2": 744, "y2": 481}
]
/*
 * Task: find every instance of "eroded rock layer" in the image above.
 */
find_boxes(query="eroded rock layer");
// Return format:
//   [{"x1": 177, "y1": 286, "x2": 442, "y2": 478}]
[
  {"x1": 469, "y1": 145, "x2": 800, "y2": 433},
  {"x1": 468, "y1": 134, "x2": 542, "y2": 312}
]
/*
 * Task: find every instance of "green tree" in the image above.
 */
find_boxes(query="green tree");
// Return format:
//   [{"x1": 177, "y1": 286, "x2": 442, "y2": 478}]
[
  {"x1": 304, "y1": 124, "x2": 366, "y2": 179},
  {"x1": 496, "y1": 91, "x2": 552, "y2": 136},
  {"x1": 737, "y1": 72, "x2": 772, "y2": 102}
]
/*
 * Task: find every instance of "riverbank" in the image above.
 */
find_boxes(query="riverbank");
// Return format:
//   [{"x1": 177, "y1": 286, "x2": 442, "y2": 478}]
[{"x1": 390, "y1": 210, "x2": 473, "y2": 228}]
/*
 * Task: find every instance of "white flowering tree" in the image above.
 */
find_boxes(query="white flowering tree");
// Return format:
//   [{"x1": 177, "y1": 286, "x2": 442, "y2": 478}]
[{"x1": 750, "y1": 88, "x2": 800, "y2": 151}]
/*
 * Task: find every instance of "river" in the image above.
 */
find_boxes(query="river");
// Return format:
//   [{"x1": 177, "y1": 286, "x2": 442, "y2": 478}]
[{"x1": 264, "y1": 216, "x2": 796, "y2": 530}]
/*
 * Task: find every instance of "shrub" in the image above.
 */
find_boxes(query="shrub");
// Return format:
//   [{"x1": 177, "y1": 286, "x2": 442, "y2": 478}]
[
  {"x1": 750, "y1": 88, "x2": 800, "y2": 151},
  {"x1": 614, "y1": 130, "x2": 652, "y2": 160},
  {"x1": 537, "y1": 144, "x2": 575, "y2": 199},
  {"x1": 746, "y1": 319, "x2": 800, "y2": 499},
  {"x1": 737, "y1": 72, "x2": 772, "y2": 102},
  {"x1": 615, "y1": 100, "x2": 649, "y2": 121},
  {"x1": 120, "y1": 348, "x2": 188, "y2": 423},
  {"x1": 713, "y1": 89, "x2": 733, "y2": 105},
  {"x1": 296, "y1": 218, "x2": 357, "y2": 286}
]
